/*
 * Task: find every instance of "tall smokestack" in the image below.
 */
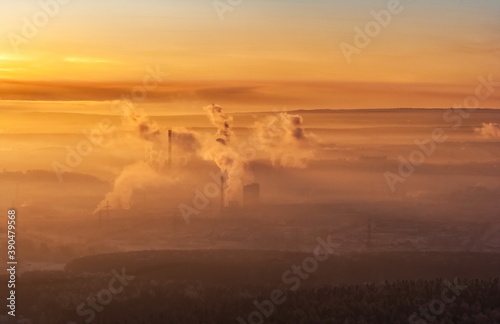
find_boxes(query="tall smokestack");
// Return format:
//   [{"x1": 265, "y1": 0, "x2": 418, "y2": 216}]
[{"x1": 168, "y1": 129, "x2": 173, "y2": 169}]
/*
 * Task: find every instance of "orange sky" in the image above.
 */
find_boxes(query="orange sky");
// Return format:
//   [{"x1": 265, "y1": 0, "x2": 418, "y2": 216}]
[{"x1": 0, "y1": 0, "x2": 499, "y2": 113}]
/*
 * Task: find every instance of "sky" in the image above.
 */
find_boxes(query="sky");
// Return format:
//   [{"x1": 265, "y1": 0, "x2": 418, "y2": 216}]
[{"x1": 0, "y1": 0, "x2": 499, "y2": 114}]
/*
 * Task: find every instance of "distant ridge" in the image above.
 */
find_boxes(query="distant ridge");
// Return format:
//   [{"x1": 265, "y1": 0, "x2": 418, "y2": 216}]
[
  {"x1": 8, "y1": 108, "x2": 500, "y2": 118},
  {"x1": 287, "y1": 108, "x2": 500, "y2": 114}
]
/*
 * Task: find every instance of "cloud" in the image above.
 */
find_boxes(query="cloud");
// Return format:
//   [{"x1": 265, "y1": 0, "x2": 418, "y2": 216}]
[
  {"x1": 0, "y1": 55, "x2": 26, "y2": 61},
  {"x1": 64, "y1": 57, "x2": 114, "y2": 64},
  {"x1": 3, "y1": 79, "x2": 498, "y2": 111},
  {"x1": 200, "y1": 104, "x2": 251, "y2": 201}
]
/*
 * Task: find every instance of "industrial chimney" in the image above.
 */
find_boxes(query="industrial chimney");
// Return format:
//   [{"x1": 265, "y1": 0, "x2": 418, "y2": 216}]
[{"x1": 168, "y1": 129, "x2": 173, "y2": 169}]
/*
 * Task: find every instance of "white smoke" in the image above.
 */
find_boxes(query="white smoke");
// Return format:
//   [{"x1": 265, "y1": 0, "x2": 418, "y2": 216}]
[
  {"x1": 171, "y1": 127, "x2": 202, "y2": 165},
  {"x1": 122, "y1": 107, "x2": 168, "y2": 170},
  {"x1": 93, "y1": 106, "x2": 318, "y2": 213},
  {"x1": 93, "y1": 161, "x2": 176, "y2": 213},
  {"x1": 93, "y1": 108, "x2": 201, "y2": 214},
  {"x1": 201, "y1": 104, "x2": 251, "y2": 202},
  {"x1": 476, "y1": 122, "x2": 500, "y2": 139},
  {"x1": 253, "y1": 112, "x2": 317, "y2": 168}
]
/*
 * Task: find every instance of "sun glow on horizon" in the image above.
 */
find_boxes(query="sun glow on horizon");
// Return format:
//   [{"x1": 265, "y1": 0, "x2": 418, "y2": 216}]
[{"x1": 0, "y1": 0, "x2": 498, "y2": 112}]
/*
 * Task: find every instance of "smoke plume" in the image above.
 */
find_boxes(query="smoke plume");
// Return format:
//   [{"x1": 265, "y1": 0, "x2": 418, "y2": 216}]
[
  {"x1": 123, "y1": 107, "x2": 168, "y2": 170},
  {"x1": 93, "y1": 106, "x2": 318, "y2": 213},
  {"x1": 476, "y1": 123, "x2": 500, "y2": 139},
  {"x1": 93, "y1": 108, "x2": 201, "y2": 214},
  {"x1": 93, "y1": 161, "x2": 176, "y2": 213},
  {"x1": 202, "y1": 104, "x2": 250, "y2": 202},
  {"x1": 254, "y1": 112, "x2": 316, "y2": 168}
]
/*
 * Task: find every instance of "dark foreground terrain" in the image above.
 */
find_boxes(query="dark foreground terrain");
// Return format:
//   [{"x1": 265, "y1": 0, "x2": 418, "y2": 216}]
[{"x1": 3, "y1": 250, "x2": 500, "y2": 324}]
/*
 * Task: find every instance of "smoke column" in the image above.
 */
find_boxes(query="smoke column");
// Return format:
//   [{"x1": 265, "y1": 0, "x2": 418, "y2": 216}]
[{"x1": 202, "y1": 104, "x2": 250, "y2": 202}]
